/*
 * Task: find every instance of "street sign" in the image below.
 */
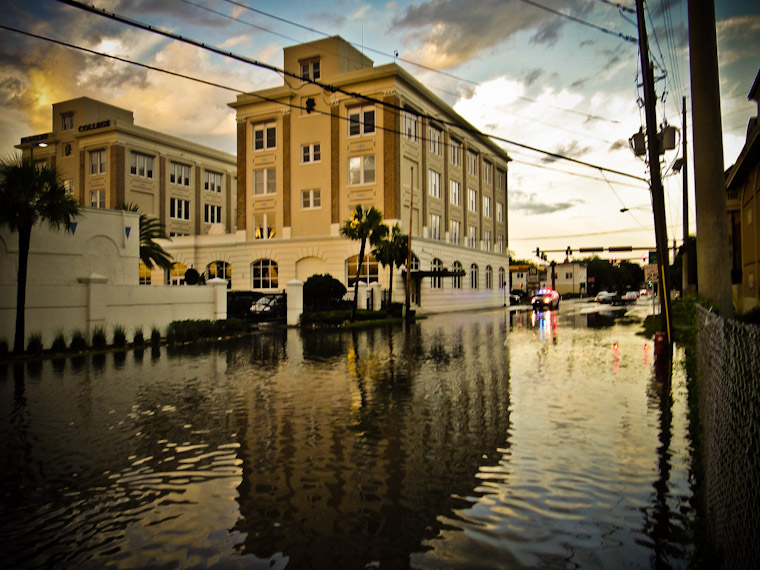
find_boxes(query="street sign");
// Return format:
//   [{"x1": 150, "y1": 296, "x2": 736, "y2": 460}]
[
  {"x1": 645, "y1": 264, "x2": 659, "y2": 283},
  {"x1": 649, "y1": 250, "x2": 657, "y2": 264}
]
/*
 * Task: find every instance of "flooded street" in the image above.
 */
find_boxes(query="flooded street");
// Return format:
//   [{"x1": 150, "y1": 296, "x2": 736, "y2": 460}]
[{"x1": 0, "y1": 299, "x2": 695, "y2": 569}]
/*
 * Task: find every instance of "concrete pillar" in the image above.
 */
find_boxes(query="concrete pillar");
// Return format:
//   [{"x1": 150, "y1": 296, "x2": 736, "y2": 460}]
[
  {"x1": 356, "y1": 281, "x2": 368, "y2": 311},
  {"x1": 77, "y1": 273, "x2": 109, "y2": 340},
  {"x1": 208, "y1": 277, "x2": 228, "y2": 320},
  {"x1": 369, "y1": 282, "x2": 382, "y2": 311},
  {"x1": 287, "y1": 279, "x2": 303, "y2": 326}
]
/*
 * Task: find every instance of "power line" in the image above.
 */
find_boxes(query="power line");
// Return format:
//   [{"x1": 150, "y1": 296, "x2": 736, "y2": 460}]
[
  {"x1": 509, "y1": 225, "x2": 654, "y2": 241},
  {"x1": 515, "y1": 0, "x2": 637, "y2": 43},
  {"x1": 55, "y1": 0, "x2": 649, "y2": 182},
  {"x1": 596, "y1": 0, "x2": 636, "y2": 14}
]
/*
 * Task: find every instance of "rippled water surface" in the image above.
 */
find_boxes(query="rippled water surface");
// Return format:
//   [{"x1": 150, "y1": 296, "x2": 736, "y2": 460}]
[{"x1": 0, "y1": 302, "x2": 695, "y2": 568}]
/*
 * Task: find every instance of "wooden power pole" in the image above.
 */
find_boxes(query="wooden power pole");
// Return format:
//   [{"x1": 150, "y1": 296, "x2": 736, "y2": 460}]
[{"x1": 636, "y1": 0, "x2": 673, "y2": 344}]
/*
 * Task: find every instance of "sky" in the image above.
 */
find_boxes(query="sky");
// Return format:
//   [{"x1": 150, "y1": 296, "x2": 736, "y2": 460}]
[{"x1": 1, "y1": 0, "x2": 758, "y2": 264}]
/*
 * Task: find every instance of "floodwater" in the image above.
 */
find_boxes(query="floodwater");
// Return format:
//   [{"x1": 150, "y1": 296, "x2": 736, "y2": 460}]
[{"x1": 0, "y1": 299, "x2": 696, "y2": 569}]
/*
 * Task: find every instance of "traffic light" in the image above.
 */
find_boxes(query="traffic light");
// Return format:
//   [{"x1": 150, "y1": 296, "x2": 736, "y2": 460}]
[{"x1": 536, "y1": 247, "x2": 540, "y2": 257}]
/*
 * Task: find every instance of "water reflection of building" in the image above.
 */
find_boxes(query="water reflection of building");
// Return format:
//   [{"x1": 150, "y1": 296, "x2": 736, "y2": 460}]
[{"x1": 232, "y1": 319, "x2": 512, "y2": 568}]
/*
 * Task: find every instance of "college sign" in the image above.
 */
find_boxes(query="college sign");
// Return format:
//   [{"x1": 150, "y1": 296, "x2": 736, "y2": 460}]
[{"x1": 78, "y1": 120, "x2": 111, "y2": 132}]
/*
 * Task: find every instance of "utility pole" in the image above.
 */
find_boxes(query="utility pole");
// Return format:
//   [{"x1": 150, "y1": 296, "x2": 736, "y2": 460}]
[
  {"x1": 681, "y1": 96, "x2": 690, "y2": 294},
  {"x1": 635, "y1": 0, "x2": 673, "y2": 344},
  {"x1": 687, "y1": 0, "x2": 734, "y2": 318}
]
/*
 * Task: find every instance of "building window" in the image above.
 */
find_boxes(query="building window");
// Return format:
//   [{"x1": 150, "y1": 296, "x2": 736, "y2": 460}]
[
  {"x1": 348, "y1": 155, "x2": 375, "y2": 185},
  {"x1": 431, "y1": 258, "x2": 443, "y2": 289},
  {"x1": 170, "y1": 162, "x2": 191, "y2": 186},
  {"x1": 348, "y1": 105, "x2": 375, "y2": 136},
  {"x1": 63, "y1": 179, "x2": 74, "y2": 196},
  {"x1": 402, "y1": 109, "x2": 418, "y2": 142},
  {"x1": 204, "y1": 171, "x2": 223, "y2": 192},
  {"x1": 470, "y1": 264, "x2": 479, "y2": 289},
  {"x1": 254, "y1": 213, "x2": 276, "y2": 239},
  {"x1": 301, "y1": 188, "x2": 321, "y2": 209},
  {"x1": 496, "y1": 235, "x2": 505, "y2": 254},
  {"x1": 302, "y1": 143, "x2": 321, "y2": 163},
  {"x1": 428, "y1": 126, "x2": 442, "y2": 155},
  {"x1": 450, "y1": 179, "x2": 461, "y2": 206},
  {"x1": 468, "y1": 188, "x2": 477, "y2": 212},
  {"x1": 452, "y1": 261, "x2": 463, "y2": 289},
  {"x1": 254, "y1": 168, "x2": 276, "y2": 195},
  {"x1": 207, "y1": 261, "x2": 231, "y2": 282},
  {"x1": 468, "y1": 225, "x2": 477, "y2": 248},
  {"x1": 170, "y1": 198, "x2": 190, "y2": 220},
  {"x1": 467, "y1": 150, "x2": 478, "y2": 176},
  {"x1": 496, "y1": 168, "x2": 506, "y2": 191},
  {"x1": 428, "y1": 169, "x2": 441, "y2": 199},
  {"x1": 254, "y1": 121, "x2": 276, "y2": 150},
  {"x1": 450, "y1": 220, "x2": 461, "y2": 245},
  {"x1": 496, "y1": 201, "x2": 504, "y2": 223},
  {"x1": 483, "y1": 196, "x2": 492, "y2": 218},
  {"x1": 498, "y1": 267, "x2": 506, "y2": 289},
  {"x1": 130, "y1": 152, "x2": 155, "y2": 179},
  {"x1": 204, "y1": 204, "x2": 222, "y2": 224},
  {"x1": 139, "y1": 262, "x2": 151, "y2": 285},
  {"x1": 300, "y1": 59, "x2": 320, "y2": 81},
  {"x1": 89, "y1": 149, "x2": 106, "y2": 175},
  {"x1": 89, "y1": 189, "x2": 105, "y2": 208},
  {"x1": 450, "y1": 138, "x2": 462, "y2": 166},
  {"x1": 167, "y1": 262, "x2": 187, "y2": 286},
  {"x1": 484, "y1": 229, "x2": 492, "y2": 252},
  {"x1": 483, "y1": 161, "x2": 493, "y2": 184},
  {"x1": 169, "y1": 232, "x2": 189, "y2": 237},
  {"x1": 252, "y1": 259, "x2": 279, "y2": 289},
  {"x1": 347, "y1": 253, "x2": 379, "y2": 288},
  {"x1": 430, "y1": 214, "x2": 441, "y2": 241},
  {"x1": 485, "y1": 265, "x2": 493, "y2": 289},
  {"x1": 61, "y1": 112, "x2": 74, "y2": 131}
]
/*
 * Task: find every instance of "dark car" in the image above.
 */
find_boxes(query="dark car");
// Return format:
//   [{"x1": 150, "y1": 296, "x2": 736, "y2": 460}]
[{"x1": 531, "y1": 288, "x2": 560, "y2": 310}]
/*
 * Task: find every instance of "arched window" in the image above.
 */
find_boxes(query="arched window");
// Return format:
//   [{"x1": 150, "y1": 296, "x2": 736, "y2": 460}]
[
  {"x1": 485, "y1": 265, "x2": 493, "y2": 289},
  {"x1": 498, "y1": 267, "x2": 506, "y2": 290},
  {"x1": 470, "y1": 263, "x2": 479, "y2": 289},
  {"x1": 252, "y1": 259, "x2": 279, "y2": 289},
  {"x1": 431, "y1": 258, "x2": 443, "y2": 289},
  {"x1": 167, "y1": 262, "x2": 187, "y2": 286},
  {"x1": 452, "y1": 261, "x2": 463, "y2": 289},
  {"x1": 346, "y1": 253, "x2": 379, "y2": 288},
  {"x1": 207, "y1": 260, "x2": 231, "y2": 283}
]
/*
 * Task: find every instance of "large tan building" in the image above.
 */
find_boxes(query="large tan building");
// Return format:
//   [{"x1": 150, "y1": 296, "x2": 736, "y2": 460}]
[
  {"x1": 18, "y1": 97, "x2": 237, "y2": 239},
  {"x1": 162, "y1": 36, "x2": 512, "y2": 312}
]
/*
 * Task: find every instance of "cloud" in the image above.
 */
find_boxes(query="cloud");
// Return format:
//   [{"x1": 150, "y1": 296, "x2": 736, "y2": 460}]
[
  {"x1": 541, "y1": 141, "x2": 593, "y2": 163},
  {"x1": 393, "y1": 0, "x2": 588, "y2": 68},
  {"x1": 509, "y1": 189, "x2": 583, "y2": 215}
]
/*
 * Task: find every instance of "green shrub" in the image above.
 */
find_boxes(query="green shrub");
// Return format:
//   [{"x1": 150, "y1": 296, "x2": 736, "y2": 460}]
[
  {"x1": 51, "y1": 330, "x2": 67, "y2": 353},
  {"x1": 70, "y1": 329, "x2": 88, "y2": 351},
  {"x1": 112, "y1": 325, "x2": 127, "y2": 347},
  {"x1": 150, "y1": 326, "x2": 162, "y2": 345},
  {"x1": 92, "y1": 326, "x2": 107, "y2": 349},
  {"x1": 167, "y1": 319, "x2": 245, "y2": 343},
  {"x1": 27, "y1": 332, "x2": 43, "y2": 354},
  {"x1": 303, "y1": 274, "x2": 347, "y2": 312},
  {"x1": 133, "y1": 327, "x2": 145, "y2": 346}
]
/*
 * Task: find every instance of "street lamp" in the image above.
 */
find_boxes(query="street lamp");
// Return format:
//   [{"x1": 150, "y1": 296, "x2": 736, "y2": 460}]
[{"x1": 29, "y1": 141, "x2": 48, "y2": 166}]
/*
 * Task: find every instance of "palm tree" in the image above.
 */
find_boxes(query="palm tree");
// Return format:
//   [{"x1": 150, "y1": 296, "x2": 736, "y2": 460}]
[
  {"x1": 372, "y1": 223, "x2": 408, "y2": 313},
  {"x1": 0, "y1": 156, "x2": 78, "y2": 354},
  {"x1": 340, "y1": 205, "x2": 386, "y2": 321},
  {"x1": 119, "y1": 203, "x2": 173, "y2": 271}
]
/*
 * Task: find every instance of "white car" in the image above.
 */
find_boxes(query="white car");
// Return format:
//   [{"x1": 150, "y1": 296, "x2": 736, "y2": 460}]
[
  {"x1": 624, "y1": 291, "x2": 639, "y2": 301},
  {"x1": 594, "y1": 291, "x2": 616, "y2": 303}
]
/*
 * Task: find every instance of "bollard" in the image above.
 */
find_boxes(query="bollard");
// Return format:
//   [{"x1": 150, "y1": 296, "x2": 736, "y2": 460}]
[{"x1": 653, "y1": 332, "x2": 667, "y2": 355}]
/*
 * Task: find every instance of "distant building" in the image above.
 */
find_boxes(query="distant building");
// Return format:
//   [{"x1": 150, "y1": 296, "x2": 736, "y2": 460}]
[
  {"x1": 553, "y1": 262, "x2": 588, "y2": 296},
  {"x1": 17, "y1": 97, "x2": 237, "y2": 239},
  {"x1": 726, "y1": 68, "x2": 760, "y2": 312},
  {"x1": 163, "y1": 36, "x2": 511, "y2": 313}
]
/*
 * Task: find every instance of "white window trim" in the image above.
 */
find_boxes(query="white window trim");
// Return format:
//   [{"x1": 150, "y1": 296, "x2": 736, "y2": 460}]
[
  {"x1": 348, "y1": 155, "x2": 376, "y2": 186},
  {"x1": 301, "y1": 188, "x2": 322, "y2": 210},
  {"x1": 253, "y1": 121, "x2": 276, "y2": 151},
  {"x1": 428, "y1": 169, "x2": 441, "y2": 199},
  {"x1": 348, "y1": 106, "x2": 375, "y2": 137},
  {"x1": 253, "y1": 168, "x2": 276, "y2": 196},
  {"x1": 302, "y1": 143, "x2": 321, "y2": 164}
]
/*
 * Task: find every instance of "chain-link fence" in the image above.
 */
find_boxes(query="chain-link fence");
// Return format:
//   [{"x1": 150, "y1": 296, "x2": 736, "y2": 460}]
[{"x1": 696, "y1": 305, "x2": 760, "y2": 568}]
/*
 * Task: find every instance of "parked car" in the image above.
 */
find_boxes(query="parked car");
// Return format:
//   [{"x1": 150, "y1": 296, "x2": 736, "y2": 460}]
[
  {"x1": 624, "y1": 291, "x2": 639, "y2": 302},
  {"x1": 531, "y1": 288, "x2": 560, "y2": 310},
  {"x1": 509, "y1": 293, "x2": 522, "y2": 305},
  {"x1": 250, "y1": 294, "x2": 286, "y2": 321}
]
